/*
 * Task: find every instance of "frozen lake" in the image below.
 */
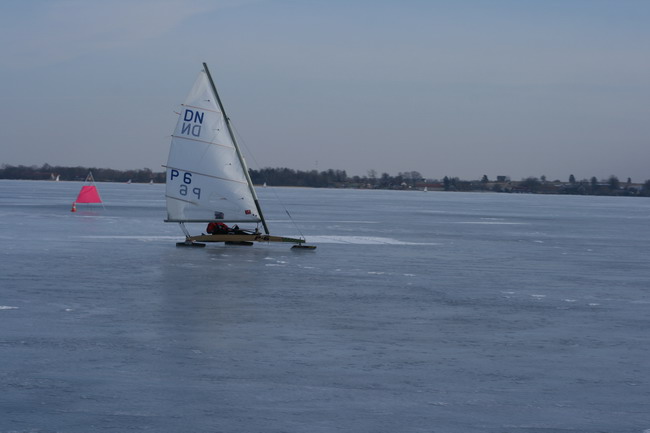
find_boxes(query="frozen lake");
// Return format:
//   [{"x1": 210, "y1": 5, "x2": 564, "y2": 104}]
[{"x1": 1, "y1": 179, "x2": 649, "y2": 432}]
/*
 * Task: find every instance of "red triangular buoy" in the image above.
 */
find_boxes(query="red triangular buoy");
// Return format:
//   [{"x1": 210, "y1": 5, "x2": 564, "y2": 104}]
[
  {"x1": 71, "y1": 171, "x2": 104, "y2": 210},
  {"x1": 75, "y1": 185, "x2": 102, "y2": 203}
]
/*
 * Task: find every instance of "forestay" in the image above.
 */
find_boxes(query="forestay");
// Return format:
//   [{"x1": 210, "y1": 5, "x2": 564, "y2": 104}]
[{"x1": 165, "y1": 69, "x2": 260, "y2": 223}]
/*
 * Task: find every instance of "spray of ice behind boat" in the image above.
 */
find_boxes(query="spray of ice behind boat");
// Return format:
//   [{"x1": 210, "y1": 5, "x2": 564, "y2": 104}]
[{"x1": 164, "y1": 63, "x2": 315, "y2": 250}]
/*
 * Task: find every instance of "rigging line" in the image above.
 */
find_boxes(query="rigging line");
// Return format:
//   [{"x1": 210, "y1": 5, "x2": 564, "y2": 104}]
[
  {"x1": 285, "y1": 209, "x2": 306, "y2": 240},
  {"x1": 229, "y1": 120, "x2": 307, "y2": 240}
]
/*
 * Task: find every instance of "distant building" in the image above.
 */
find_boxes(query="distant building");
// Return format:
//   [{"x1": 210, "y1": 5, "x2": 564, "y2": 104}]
[{"x1": 415, "y1": 181, "x2": 444, "y2": 191}]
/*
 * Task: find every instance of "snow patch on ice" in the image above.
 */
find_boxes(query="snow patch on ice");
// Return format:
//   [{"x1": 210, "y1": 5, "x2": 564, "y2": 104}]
[
  {"x1": 305, "y1": 235, "x2": 439, "y2": 245},
  {"x1": 78, "y1": 234, "x2": 439, "y2": 246},
  {"x1": 77, "y1": 235, "x2": 181, "y2": 241},
  {"x1": 271, "y1": 219, "x2": 379, "y2": 224},
  {"x1": 454, "y1": 221, "x2": 528, "y2": 225}
]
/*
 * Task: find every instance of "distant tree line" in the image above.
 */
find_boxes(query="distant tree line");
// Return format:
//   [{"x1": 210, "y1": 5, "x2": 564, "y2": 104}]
[
  {"x1": 248, "y1": 167, "x2": 349, "y2": 187},
  {"x1": 502, "y1": 174, "x2": 649, "y2": 197},
  {"x1": 2, "y1": 163, "x2": 649, "y2": 197},
  {"x1": 440, "y1": 173, "x2": 650, "y2": 196},
  {"x1": 0, "y1": 164, "x2": 165, "y2": 183},
  {"x1": 247, "y1": 167, "x2": 424, "y2": 189},
  {"x1": 0, "y1": 164, "x2": 421, "y2": 189}
]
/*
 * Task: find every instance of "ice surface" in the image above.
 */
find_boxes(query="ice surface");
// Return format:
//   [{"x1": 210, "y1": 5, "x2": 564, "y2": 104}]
[{"x1": 1, "y1": 180, "x2": 650, "y2": 432}]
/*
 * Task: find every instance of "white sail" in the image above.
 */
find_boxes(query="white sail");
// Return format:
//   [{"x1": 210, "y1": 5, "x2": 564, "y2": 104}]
[{"x1": 165, "y1": 68, "x2": 260, "y2": 223}]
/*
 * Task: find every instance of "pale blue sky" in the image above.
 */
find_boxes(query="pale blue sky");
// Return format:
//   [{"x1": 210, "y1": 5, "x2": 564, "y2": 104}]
[{"x1": 1, "y1": 0, "x2": 649, "y2": 181}]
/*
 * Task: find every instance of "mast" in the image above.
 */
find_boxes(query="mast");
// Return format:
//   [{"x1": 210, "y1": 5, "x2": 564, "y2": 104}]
[{"x1": 202, "y1": 62, "x2": 270, "y2": 235}]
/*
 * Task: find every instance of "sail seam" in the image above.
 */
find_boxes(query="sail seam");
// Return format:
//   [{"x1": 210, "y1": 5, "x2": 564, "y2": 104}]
[
  {"x1": 171, "y1": 135, "x2": 233, "y2": 149},
  {"x1": 165, "y1": 195, "x2": 198, "y2": 206},
  {"x1": 181, "y1": 103, "x2": 220, "y2": 114}
]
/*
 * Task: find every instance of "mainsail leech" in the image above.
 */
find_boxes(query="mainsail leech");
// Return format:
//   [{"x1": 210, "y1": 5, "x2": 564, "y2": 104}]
[{"x1": 200, "y1": 62, "x2": 270, "y2": 235}]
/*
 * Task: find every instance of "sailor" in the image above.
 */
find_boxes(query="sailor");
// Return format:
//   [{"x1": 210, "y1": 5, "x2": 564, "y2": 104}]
[{"x1": 206, "y1": 221, "x2": 230, "y2": 234}]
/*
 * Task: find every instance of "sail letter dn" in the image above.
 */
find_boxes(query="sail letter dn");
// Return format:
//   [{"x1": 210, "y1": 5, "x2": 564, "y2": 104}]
[{"x1": 182, "y1": 109, "x2": 203, "y2": 137}]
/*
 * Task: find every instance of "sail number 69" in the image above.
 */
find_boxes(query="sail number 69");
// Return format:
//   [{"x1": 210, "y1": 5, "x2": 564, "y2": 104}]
[{"x1": 170, "y1": 169, "x2": 201, "y2": 199}]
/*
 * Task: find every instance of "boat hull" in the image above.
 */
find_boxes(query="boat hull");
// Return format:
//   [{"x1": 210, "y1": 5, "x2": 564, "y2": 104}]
[{"x1": 188, "y1": 233, "x2": 308, "y2": 245}]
